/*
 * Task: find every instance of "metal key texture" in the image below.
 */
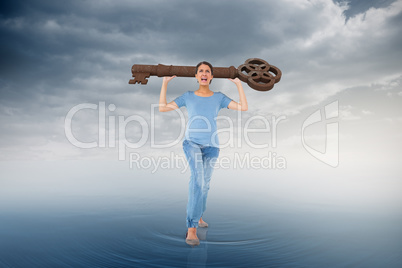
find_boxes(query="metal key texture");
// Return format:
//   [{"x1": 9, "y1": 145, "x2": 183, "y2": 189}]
[{"x1": 129, "y1": 58, "x2": 281, "y2": 91}]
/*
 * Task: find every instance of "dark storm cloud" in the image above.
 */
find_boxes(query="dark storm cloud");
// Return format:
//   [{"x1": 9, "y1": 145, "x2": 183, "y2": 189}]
[
  {"x1": 0, "y1": 0, "x2": 289, "y2": 113},
  {"x1": 0, "y1": 0, "x2": 295, "y2": 127},
  {"x1": 334, "y1": 0, "x2": 398, "y2": 18},
  {"x1": 0, "y1": 0, "x2": 280, "y2": 84}
]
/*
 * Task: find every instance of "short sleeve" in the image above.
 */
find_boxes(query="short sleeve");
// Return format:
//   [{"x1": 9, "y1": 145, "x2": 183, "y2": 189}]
[
  {"x1": 220, "y1": 92, "x2": 233, "y2": 109},
  {"x1": 174, "y1": 92, "x2": 188, "y2": 108}
]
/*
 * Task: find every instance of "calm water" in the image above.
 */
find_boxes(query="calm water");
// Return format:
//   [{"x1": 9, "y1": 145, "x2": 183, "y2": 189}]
[{"x1": 0, "y1": 161, "x2": 401, "y2": 267}]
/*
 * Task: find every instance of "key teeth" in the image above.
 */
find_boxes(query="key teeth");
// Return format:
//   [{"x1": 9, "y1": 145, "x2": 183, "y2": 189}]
[
  {"x1": 129, "y1": 79, "x2": 148, "y2": 85},
  {"x1": 129, "y1": 73, "x2": 150, "y2": 85}
]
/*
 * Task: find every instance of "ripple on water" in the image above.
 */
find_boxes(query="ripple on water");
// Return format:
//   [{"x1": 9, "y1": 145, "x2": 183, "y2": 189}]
[
  {"x1": 2, "y1": 198, "x2": 396, "y2": 267},
  {"x1": 130, "y1": 215, "x2": 325, "y2": 267}
]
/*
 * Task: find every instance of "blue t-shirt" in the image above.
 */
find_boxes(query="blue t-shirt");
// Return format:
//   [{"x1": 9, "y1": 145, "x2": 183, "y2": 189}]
[{"x1": 174, "y1": 91, "x2": 233, "y2": 147}]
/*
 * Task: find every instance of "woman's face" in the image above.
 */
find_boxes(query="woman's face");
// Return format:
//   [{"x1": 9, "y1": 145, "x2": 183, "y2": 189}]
[{"x1": 195, "y1": 64, "x2": 213, "y2": 85}]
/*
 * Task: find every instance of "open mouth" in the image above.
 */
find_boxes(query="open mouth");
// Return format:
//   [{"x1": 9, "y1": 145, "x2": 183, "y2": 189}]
[{"x1": 201, "y1": 78, "x2": 208, "y2": 82}]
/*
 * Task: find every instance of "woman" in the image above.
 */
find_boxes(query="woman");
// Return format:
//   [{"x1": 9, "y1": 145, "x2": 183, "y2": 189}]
[{"x1": 159, "y1": 61, "x2": 248, "y2": 246}]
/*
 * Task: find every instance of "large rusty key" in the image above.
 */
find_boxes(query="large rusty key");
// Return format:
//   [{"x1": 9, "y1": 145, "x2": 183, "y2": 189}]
[{"x1": 129, "y1": 58, "x2": 282, "y2": 91}]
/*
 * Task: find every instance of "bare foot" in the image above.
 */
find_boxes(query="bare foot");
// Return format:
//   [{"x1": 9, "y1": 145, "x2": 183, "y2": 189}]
[
  {"x1": 199, "y1": 217, "x2": 206, "y2": 224},
  {"x1": 198, "y1": 217, "x2": 208, "y2": 227},
  {"x1": 187, "y1": 227, "x2": 198, "y2": 240}
]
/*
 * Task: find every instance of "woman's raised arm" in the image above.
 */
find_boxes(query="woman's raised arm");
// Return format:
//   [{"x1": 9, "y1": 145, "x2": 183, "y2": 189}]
[
  {"x1": 159, "y1": 76, "x2": 179, "y2": 112},
  {"x1": 227, "y1": 78, "x2": 248, "y2": 111}
]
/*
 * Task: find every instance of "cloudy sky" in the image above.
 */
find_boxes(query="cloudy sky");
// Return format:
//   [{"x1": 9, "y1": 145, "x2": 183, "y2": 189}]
[
  {"x1": 0, "y1": 0, "x2": 401, "y2": 179},
  {"x1": 1, "y1": 3, "x2": 401, "y2": 263}
]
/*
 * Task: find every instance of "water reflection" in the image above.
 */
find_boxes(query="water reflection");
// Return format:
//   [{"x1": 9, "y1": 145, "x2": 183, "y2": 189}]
[
  {"x1": 186, "y1": 228, "x2": 208, "y2": 267},
  {"x1": 1, "y1": 162, "x2": 401, "y2": 267},
  {"x1": 1, "y1": 198, "x2": 401, "y2": 267}
]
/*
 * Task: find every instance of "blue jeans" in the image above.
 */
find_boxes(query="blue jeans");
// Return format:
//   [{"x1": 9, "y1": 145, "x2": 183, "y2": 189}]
[{"x1": 183, "y1": 139, "x2": 220, "y2": 228}]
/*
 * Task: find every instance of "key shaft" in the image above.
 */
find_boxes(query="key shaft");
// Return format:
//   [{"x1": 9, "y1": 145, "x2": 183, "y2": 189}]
[
  {"x1": 130, "y1": 64, "x2": 237, "y2": 80},
  {"x1": 129, "y1": 58, "x2": 282, "y2": 91}
]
